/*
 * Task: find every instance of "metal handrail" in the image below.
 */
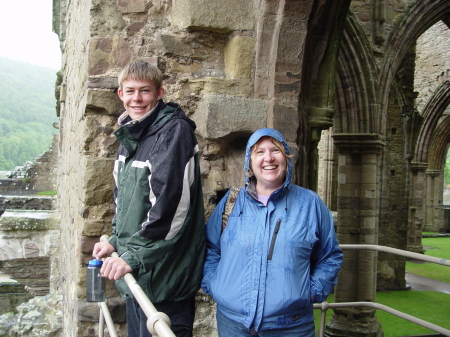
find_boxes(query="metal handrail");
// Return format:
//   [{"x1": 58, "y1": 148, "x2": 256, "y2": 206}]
[
  {"x1": 313, "y1": 244, "x2": 450, "y2": 337},
  {"x1": 97, "y1": 235, "x2": 175, "y2": 337},
  {"x1": 340, "y1": 244, "x2": 450, "y2": 267},
  {"x1": 313, "y1": 301, "x2": 450, "y2": 336},
  {"x1": 93, "y1": 240, "x2": 450, "y2": 336}
]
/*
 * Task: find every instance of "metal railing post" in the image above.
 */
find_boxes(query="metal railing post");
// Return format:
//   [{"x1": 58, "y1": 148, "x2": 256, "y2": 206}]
[
  {"x1": 100, "y1": 235, "x2": 175, "y2": 337},
  {"x1": 98, "y1": 307, "x2": 104, "y2": 337},
  {"x1": 99, "y1": 302, "x2": 118, "y2": 337}
]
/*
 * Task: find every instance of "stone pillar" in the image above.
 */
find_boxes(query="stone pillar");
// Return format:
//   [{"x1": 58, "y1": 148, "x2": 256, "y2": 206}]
[
  {"x1": 317, "y1": 127, "x2": 336, "y2": 209},
  {"x1": 408, "y1": 163, "x2": 427, "y2": 253},
  {"x1": 424, "y1": 169, "x2": 444, "y2": 232},
  {"x1": 326, "y1": 133, "x2": 385, "y2": 337}
]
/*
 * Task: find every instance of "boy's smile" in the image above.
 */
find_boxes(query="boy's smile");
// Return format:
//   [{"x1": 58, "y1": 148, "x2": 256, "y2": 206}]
[{"x1": 118, "y1": 79, "x2": 164, "y2": 120}]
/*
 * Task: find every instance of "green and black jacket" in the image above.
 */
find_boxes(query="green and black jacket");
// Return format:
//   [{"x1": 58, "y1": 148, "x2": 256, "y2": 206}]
[{"x1": 109, "y1": 100, "x2": 205, "y2": 303}]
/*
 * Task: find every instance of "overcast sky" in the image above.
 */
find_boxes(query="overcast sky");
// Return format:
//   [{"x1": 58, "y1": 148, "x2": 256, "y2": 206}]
[{"x1": 0, "y1": 0, "x2": 61, "y2": 70}]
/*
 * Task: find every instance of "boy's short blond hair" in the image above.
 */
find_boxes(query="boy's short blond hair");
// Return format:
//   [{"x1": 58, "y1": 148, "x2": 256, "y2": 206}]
[{"x1": 118, "y1": 59, "x2": 164, "y2": 89}]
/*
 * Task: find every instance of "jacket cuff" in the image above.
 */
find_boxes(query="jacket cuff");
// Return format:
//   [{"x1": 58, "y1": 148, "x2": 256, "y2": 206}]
[
  {"x1": 120, "y1": 251, "x2": 141, "y2": 273},
  {"x1": 108, "y1": 235, "x2": 118, "y2": 251},
  {"x1": 310, "y1": 277, "x2": 324, "y2": 303}
]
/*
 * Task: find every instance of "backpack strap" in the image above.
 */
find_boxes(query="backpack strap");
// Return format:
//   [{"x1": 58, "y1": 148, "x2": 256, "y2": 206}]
[{"x1": 221, "y1": 187, "x2": 240, "y2": 231}]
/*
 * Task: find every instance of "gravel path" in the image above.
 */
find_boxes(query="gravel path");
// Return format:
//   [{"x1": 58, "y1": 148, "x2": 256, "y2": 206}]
[{"x1": 406, "y1": 271, "x2": 450, "y2": 294}]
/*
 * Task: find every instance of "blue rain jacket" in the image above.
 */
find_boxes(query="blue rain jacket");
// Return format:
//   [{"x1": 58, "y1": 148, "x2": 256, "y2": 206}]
[{"x1": 202, "y1": 128, "x2": 343, "y2": 332}]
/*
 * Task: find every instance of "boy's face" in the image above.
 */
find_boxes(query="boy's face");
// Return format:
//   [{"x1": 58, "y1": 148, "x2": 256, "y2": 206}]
[{"x1": 118, "y1": 79, "x2": 164, "y2": 120}]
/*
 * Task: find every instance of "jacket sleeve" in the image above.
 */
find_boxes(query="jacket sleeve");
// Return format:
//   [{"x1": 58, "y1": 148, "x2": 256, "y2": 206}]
[
  {"x1": 310, "y1": 198, "x2": 343, "y2": 303},
  {"x1": 120, "y1": 120, "x2": 201, "y2": 273},
  {"x1": 201, "y1": 191, "x2": 229, "y2": 295}
]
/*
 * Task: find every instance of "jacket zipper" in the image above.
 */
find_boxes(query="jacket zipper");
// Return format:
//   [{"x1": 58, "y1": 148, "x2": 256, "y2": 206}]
[{"x1": 267, "y1": 219, "x2": 281, "y2": 260}]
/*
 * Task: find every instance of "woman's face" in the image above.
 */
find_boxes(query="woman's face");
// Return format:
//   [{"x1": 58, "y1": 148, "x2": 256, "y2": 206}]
[{"x1": 250, "y1": 137, "x2": 287, "y2": 194}]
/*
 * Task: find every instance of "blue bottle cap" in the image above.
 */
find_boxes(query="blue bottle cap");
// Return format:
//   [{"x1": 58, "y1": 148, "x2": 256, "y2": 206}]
[{"x1": 88, "y1": 259, "x2": 103, "y2": 267}]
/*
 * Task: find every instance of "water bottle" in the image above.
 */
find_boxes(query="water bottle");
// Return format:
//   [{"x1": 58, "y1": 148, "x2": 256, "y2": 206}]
[{"x1": 86, "y1": 259, "x2": 105, "y2": 302}]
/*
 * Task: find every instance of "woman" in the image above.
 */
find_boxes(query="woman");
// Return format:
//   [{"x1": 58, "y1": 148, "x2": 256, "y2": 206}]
[{"x1": 202, "y1": 128, "x2": 343, "y2": 336}]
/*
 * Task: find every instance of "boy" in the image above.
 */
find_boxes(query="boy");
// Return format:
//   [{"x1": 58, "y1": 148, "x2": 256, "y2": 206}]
[{"x1": 93, "y1": 59, "x2": 205, "y2": 337}]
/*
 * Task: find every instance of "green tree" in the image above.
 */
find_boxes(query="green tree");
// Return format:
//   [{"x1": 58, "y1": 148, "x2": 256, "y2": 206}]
[{"x1": 0, "y1": 57, "x2": 58, "y2": 170}]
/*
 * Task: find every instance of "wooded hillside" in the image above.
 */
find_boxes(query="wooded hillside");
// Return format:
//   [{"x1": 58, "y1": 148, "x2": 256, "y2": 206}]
[{"x1": 0, "y1": 56, "x2": 58, "y2": 170}]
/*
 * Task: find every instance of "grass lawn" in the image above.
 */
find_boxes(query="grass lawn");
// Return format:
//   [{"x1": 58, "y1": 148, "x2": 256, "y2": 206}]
[
  {"x1": 314, "y1": 291, "x2": 450, "y2": 336},
  {"x1": 314, "y1": 237, "x2": 450, "y2": 336},
  {"x1": 405, "y1": 237, "x2": 450, "y2": 284}
]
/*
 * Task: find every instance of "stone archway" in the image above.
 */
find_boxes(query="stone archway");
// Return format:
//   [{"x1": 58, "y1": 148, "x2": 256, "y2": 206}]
[
  {"x1": 327, "y1": 1, "x2": 450, "y2": 336},
  {"x1": 411, "y1": 81, "x2": 450, "y2": 235}
]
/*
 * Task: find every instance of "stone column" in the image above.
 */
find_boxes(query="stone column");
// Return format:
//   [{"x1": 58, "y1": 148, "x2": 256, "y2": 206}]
[
  {"x1": 326, "y1": 133, "x2": 385, "y2": 337},
  {"x1": 317, "y1": 127, "x2": 336, "y2": 208},
  {"x1": 408, "y1": 163, "x2": 427, "y2": 253},
  {"x1": 424, "y1": 169, "x2": 444, "y2": 232}
]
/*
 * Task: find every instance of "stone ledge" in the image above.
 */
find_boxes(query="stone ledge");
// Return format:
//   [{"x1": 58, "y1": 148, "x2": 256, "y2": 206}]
[
  {"x1": 192, "y1": 94, "x2": 268, "y2": 140},
  {"x1": 0, "y1": 210, "x2": 59, "y2": 231},
  {"x1": 189, "y1": 78, "x2": 253, "y2": 97},
  {"x1": 170, "y1": 0, "x2": 255, "y2": 32}
]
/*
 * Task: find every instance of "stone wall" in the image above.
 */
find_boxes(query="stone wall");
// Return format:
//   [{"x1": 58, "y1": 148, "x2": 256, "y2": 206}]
[
  {"x1": 0, "y1": 138, "x2": 58, "y2": 197},
  {"x1": 415, "y1": 21, "x2": 450, "y2": 112},
  {"x1": 54, "y1": 0, "x2": 314, "y2": 335},
  {"x1": 25, "y1": 134, "x2": 59, "y2": 194}
]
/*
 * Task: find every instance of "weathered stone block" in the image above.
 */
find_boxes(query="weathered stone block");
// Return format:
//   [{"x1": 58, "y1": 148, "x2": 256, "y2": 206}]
[
  {"x1": 170, "y1": 0, "x2": 255, "y2": 32},
  {"x1": 271, "y1": 103, "x2": 299, "y2": 143},
  {"x1": 88, "y1": 36, "x2": 131, "y2": 76},
  {"x1": 81, "y1": 220, "x2": 112, "y2": 237},
  {"x1": 192, "y1": 95, "x2": 268, "y2": 140},
  {"x1": 82, "y1": 115, "x2": 119, "y2": 158},
  {"x1": 117, "y1": 0, "x2": 146, "y2": 13},
  {"x1": 90, "y1": 0, "x2": 126, "y2": 36},
  {"x1": 80, "y1": 236, "x2": 100, "y2": 255},
  {"x1": 189, "y1": 78, "x2": 253, "y2": 97},
  {"x1": 86, "y1": 88, "x2": 123, "y2": 116},
  {"x1": 80, "y1": 158, "x2": 115, "y2": 206},
  {"x1": 77, "y1": 298, "x2": 126, "y2": 322},
  {"x1": 0, "y1": 210, "x2": 59, "y2": 231},
  {"x1": 157, "y1": 34, "x2": 209, "y2": 60},
  {"x1": 224, "y1": 37, "x2": 256, "y2": 80},
  {"x1": 158, "y1": 34, "x2": 196, "y2": 57}
]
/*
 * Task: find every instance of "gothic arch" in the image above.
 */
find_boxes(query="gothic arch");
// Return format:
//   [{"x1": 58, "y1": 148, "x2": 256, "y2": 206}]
[
  {"x1": 295, "y1": 0, "x2": 351, "y2": 188},
  {"x1": 379, "y1": 0, "x2": 450, "y2": 134},
  {"x1": 413, "y1": 80, "x2": 450, "y2": 164},
  {"x1": 427, "y1": 115, "x2": 450, "y2": 170},
  {"x1": 334, "y1": 10, "x2": 379, "y2": 134}
]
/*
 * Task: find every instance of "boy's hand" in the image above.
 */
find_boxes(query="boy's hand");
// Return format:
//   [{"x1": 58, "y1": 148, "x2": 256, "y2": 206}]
[
  {"x1": 92, "y1": 242, "x2": 116, "y2": 259},
  {"x1": 101, "y1": 257, "x2": 133, "y2": 280}
]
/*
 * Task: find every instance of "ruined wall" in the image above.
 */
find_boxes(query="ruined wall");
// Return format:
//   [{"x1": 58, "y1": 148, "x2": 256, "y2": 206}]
[
  {"x1": 25, "y1": 134, "x2": 59, "y2": 194},
  {"x1": 54, "y1": 0, "x2": 302, "y2": 335},
  {"x1": 415, "y1": 21, "x2": 450, "y2": 112},
  {"x1": 414, "y1": 21, "x2": 450, "y2": 233}
]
